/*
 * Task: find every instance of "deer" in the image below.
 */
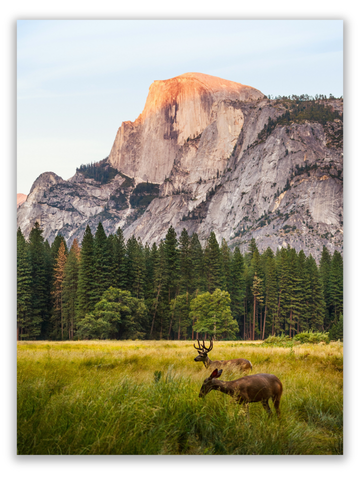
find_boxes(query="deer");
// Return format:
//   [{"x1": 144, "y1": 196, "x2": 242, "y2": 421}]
[
  {"x1": 199, "y1": 368, "x2": 283, "y2": 418},
  {"x1": 194, "y1": 339, "x2": 252, "y2": 373}
]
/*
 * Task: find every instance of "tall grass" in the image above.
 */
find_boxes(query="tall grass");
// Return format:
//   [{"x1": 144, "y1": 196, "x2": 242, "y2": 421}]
[{"x1": 17, "y1": 340, "x2": 343, "y2": 455}]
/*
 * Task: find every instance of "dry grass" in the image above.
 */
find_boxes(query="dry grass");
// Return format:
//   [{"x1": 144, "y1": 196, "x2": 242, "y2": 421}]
[{"x1": 17, "y1": 340, "x2": 343, "y2": 455}]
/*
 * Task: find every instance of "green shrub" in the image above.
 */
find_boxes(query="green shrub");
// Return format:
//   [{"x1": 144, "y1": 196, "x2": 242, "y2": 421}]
[
  {"x1": 262, "y1": 334, "x2": 293, "y2": 347},
  {"x1": 293, "y1": 330, "x2": 330, "y2": 344}
]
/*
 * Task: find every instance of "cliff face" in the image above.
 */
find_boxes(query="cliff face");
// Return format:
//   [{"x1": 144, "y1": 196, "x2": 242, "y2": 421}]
[
  {"x1": 17, "y1": 73, "x2": 343, "y2": 261},
  {"x1": 108, "y1": 72, "x2": 264, "y2": 184}
]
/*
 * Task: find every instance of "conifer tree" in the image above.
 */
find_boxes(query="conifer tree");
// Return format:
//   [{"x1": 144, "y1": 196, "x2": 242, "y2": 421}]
[
  {"x1": 28, "y1": 222, "x2": 50, "y2": 338},
  {"x1": 277, "y1": 248, "x2": 291, "y2": 335},
  {"x1": 51, "y1": 234, "x2": 68, "y2": 260},
  {"x1": 297, "y1": 250, "x2": 310, "y2": 332},
  {"x1": 329, "y1": 250, "x2": 343, "y2": 322},
  {"x1": 150, "y1": 240, "x2": 168, "y2": 338},
  {"x1": 17, "y1": 228, "x2": 34, "y2": 339},
  {"x1": 319, "y1": 246, "x2": 332, "y2": 327},
  {"x1": 263, "y1": 251, "x2": 278, "y2": 338},
  {"x1": 204, "y1": 232, "x2": 223, "y2": 293},
  {"x1": 93, "y1": 222, "x2": 112, "y2": 302},
  {"x1": 77, "y1": 225, "x2": 96, "y2": 318},
  {"x1": 189, "y1": 233, "x2": 204, "y2": 294},
  {"x1": 112, "y1": 227, "x2": 127, "y2": 290},
  {"x1": 306, "y1": 255, "x2": 326, "y2": 331},
  {"x1": 178, "y1": 228, "x2": 192, "y2": 294},
  {"x1": 251, "y1": 273, "x2": 264, "y2": 340},
  {"x1": 125, "y1": 236, "x2": 145, "y2": 299},
  {"x1": 51, "y1": 241, "x2": 67, "y2": 339},
  {"x1": 62, "y1": 239, "x2": 80, "y2": 339},
  {"x1": 164, "y1": 226, "x2": 180, "y2": 301},
  {"x1": 229, "y1": 247, "x2": 246, "y2": 329},
  {"x1": 220, "y1": 238, "x2": 232, "y2": 292}
]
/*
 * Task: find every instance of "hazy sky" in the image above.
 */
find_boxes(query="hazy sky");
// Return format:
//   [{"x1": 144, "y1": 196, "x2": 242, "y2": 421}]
[{"x1": 17, "y1": 19, "x2": 343, "y2": 194}]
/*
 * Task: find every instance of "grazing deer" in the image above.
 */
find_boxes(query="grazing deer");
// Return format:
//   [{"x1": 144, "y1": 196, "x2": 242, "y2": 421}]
[
  {"x1": 194, "y1": 339, "x2": 252, "y2": 373},
  {"x1": 199, "y1": 369, "x2": 283, "y2": 418}
]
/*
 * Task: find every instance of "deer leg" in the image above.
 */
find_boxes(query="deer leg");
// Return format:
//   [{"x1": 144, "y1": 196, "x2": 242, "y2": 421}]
[
  {"x1": 261, "y1": 399, "x2": 272, "y2": 416},
  {"x1": 273, "y1": 397, "x2": 281, "y2": 419}
]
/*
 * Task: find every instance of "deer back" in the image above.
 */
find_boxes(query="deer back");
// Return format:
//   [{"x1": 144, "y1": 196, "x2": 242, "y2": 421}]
[
  {"x1": 230, "y1": 373, "x2": 283, "y2": 403},
  {"x1": 209, "y1": 357, "x2": 252, "y2": 372}
]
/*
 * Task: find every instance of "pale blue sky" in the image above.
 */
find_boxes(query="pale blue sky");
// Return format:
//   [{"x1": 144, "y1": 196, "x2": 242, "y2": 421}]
[{"x1": 17, "y1": 19, "x2": 343, "y2": 194}]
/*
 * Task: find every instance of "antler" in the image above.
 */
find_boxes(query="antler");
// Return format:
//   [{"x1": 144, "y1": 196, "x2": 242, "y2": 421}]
[
  {"x1": 203, "y1": 338, "x2": 213, "y2": 353},
  {"x1": 194, "y1": 338, "x2": 214, "y2": 353},
  {"x1": 194, "y1": 339, "x2": 203, "y2": 352}
]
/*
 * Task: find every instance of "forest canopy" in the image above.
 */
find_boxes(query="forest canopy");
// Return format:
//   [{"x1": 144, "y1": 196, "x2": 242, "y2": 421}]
[{"x1": 17, "y1": 223, "x2": 343, "y2": 342}]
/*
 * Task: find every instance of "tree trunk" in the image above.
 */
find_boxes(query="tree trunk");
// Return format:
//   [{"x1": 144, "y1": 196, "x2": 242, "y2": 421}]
[
  {"x1": 289, "y1": 309, "x2": 293, "y2": 338},
  {"x1": 253, "y1": 296, "x2": 256, "y2": 341},
  {"x1": 243, "y1": 298, "x2": 246, "y2": 340},
  {"x1": 150, "y1": 285, "x2": 162, "y2": 337},
  {"x1": 168, "y1": 294, "x2": 177, "y2": 339},
  {"x1": 262, "y1": 305, "x2": 267, "y2": 340}
]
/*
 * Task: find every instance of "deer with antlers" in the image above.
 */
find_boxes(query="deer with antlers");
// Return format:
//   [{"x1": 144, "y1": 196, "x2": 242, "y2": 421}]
[
  {"x1": 194, "y1": 339, "x2": 252, "y2": 373},
  {"x1": 199, "y1": 368, "x2": 283, "y2": 418}
]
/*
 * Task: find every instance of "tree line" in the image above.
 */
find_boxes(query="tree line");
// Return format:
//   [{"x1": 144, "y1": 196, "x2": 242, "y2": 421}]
[{"x1": 17, "y1": 222, "x2": 343, "y2": 341}]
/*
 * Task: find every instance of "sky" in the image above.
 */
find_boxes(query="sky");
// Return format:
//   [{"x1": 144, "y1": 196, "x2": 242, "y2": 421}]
[{"x1": 17, "y1": 19, "x2": 343, "y2": 194}]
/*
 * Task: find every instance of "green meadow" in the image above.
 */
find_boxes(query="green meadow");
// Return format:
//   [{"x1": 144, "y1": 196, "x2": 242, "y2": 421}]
[{"x1": 17, "y1": 340, "x2": 343, "y2": 455}]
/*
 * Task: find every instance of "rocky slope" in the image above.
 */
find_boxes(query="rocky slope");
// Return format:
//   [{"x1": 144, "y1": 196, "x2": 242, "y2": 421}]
[{"x1": 17, "y1": 73, "x2": 343, "y2": 261}]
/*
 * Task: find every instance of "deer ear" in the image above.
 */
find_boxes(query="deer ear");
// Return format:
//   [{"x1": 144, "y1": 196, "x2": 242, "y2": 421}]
[{"x1": 210, "y1": 369, "x2": 218, "y2": 378}]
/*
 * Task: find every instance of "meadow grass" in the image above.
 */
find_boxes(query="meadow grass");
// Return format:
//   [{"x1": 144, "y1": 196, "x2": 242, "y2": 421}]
[{"x1": 17, "y1": 340, "x2": 343, "y2": 455}]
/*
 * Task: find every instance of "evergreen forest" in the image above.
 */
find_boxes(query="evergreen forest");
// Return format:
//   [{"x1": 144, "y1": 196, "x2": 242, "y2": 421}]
[{"x1": 17, "y1": 222, "x2": 343, "y2": 342}]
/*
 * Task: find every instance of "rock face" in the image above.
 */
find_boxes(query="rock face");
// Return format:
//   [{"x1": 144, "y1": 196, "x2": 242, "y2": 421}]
[
  {"x1": 17, "y1": 193, "x2": 27, "y2": 209},
  {"x1": 108, "y1": 72, "x2": 265, "y2": 184},
  {"x1": 17, "y1": 73, "x2": 343, "y2": 261}
]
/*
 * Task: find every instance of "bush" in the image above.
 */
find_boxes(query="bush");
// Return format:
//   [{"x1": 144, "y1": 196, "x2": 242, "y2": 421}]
[
  {"x1": 262, "y1": 334, "x2": 293, "y2": 347},
  {"x1": 293, "y1": 331, "x2": 330, "y2": 344}
]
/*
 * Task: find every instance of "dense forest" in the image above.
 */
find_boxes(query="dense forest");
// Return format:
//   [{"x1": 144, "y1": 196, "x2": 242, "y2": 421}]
[{"x1": 17, "y1": 222, "x2": 343, "y2": 342}]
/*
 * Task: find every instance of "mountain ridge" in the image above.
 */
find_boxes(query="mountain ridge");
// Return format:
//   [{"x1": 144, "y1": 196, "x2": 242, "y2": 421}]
[{"x1": 17, "y1": 73, "x2": 343, "y2": 261}]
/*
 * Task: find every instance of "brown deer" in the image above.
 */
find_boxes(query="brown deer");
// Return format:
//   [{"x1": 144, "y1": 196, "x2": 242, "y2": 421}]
[
  {"x1": 199, "y1": 368, "x2": 283, "y2": 418},
  {"x1": 194, "y1": 339, "x2": 252, "y2": 373}
]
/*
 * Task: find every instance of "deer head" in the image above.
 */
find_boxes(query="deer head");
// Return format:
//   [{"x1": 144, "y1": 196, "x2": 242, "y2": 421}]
[
  {"x1": 199, "y1": 368, "x2": 223, "y2": 398},
  {"x1": 194, "y1": 339, "x2": 213, "y2": 364}
]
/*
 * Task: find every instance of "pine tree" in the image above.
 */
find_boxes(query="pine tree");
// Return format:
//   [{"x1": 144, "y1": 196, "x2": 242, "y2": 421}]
[
  {"x1": 319, "y1": 246, "x2": 332, "y2": 328},
  {"x1": 51, "y1": 234, "x2": 68, "y2": 260},
  {"x1": 189, "y1": 233, "x2": 204, "y2": 295},
  {"x1": 62, "y1": 239, "x2": 80, "y2": 339},
  {"x1": 93, "y1": 222, "x2": 112, "y2": 303},
  {"x1": 112, "y1": 227, "x2": 127, "y2": 290},
  {"x1": 220, "y1": 238, "x2": 232, "y2": 292},
  {"x1": 204, "y1": 232, "x2": 223, "y2": 293},
  {"x1": 51, "y1": 241, "x2": 67, "y2": 339},
  {"x1": 77, "y1": 225, "x2": 96, "y2": 318},
  {"x1": 329, "y1": 250, "x2": 343, "y2": 323},
  {"x1": 125, "y1": 236, "x2": 145, "y2": 299},
  {"x1": 150, "y1": 240, "x2": 168, "y2": 338},
  {"x1": 28, "y1": 222, "x2": 50, "y2": 338},
  {"x1": 229, "y1": 247, "x2": 246, "y2": 332},
  {"x1": 251, "y1": 273, "x2": 264, "y2": 340},
  {"x1": 277, "y1": 248, "x2": 291, "y2": 335},
  {"x1": 287, "y1": 248, "x2": 303, "y2": 338},
  {"x1": 306, "y1": 255, "x2": 326, "y2": 331},
  {"x1": 263, "y1": 251, "x2": 278, "y2": 338},
  {"x1": 178, "y1": 228, "x2": 192, "y2": 294},
  {"x1": 17, "y1": 228, "x2": 35, "y2": 340},
  {"x1": 297, "y1": 250, "x2": 310, "y2": 332}
]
